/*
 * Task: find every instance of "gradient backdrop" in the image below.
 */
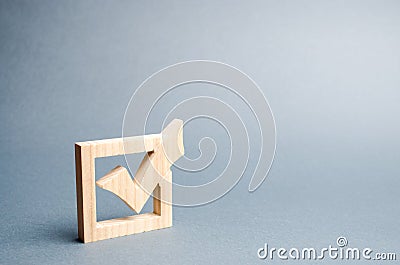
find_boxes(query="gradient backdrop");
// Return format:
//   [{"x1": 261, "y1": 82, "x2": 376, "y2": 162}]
[{"x1": 0, "y1": 1, "x2": 399, "y2": 264}]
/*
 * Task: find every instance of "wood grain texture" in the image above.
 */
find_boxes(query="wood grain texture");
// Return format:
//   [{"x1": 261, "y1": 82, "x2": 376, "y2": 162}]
[{"x1": 75, "y1": 119, "x2": 184, "y2": 243}]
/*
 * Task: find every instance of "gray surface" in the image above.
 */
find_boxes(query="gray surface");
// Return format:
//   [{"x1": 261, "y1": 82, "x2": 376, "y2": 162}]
[{"x1": 0, "y1": 0, "x2": 399, "y2": 264}]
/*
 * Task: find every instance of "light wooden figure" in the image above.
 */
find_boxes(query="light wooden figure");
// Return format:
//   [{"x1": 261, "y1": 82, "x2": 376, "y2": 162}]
[{"x1": 75, "y1": 119, "x2": 184, "y2": 243}]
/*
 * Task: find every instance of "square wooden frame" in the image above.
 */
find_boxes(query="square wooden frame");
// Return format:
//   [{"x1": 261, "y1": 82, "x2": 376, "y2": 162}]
[{"x1": 75, "y1": 135, "x2": 172, "y2": 243}]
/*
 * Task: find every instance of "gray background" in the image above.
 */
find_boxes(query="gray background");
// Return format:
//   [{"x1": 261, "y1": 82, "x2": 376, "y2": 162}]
[{"x1": 0, "y1": 0, "x2": 399, "y2": 264}]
